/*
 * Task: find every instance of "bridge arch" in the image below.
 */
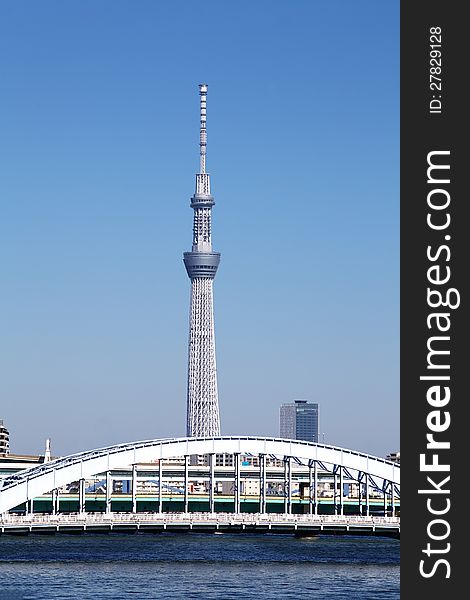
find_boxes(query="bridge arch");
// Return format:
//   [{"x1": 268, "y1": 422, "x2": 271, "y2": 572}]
[{"x1": 0, "y1": 436, "x2": 400, "y2": 514}]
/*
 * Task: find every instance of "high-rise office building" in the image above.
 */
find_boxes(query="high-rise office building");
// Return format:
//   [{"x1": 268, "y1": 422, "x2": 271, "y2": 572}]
[
  {"x1": 0, "y1": 420, "x2": 10, "y2": 454},
  {"x1": 183, "y1": 84, "x2": 221, "y2": 437},
  {"x1": 280, "y1": 400, "x2": 319, "y2": 443}
]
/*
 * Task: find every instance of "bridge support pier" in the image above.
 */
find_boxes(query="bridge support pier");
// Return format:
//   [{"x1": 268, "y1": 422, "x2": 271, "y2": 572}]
[
  {"x1": 333, "y1": 467, "x2": 337, "y2": 515},
  {"x1": 184, "y1": 455, "x2": 189, "y2": 513},
  {"x1": 132, "y1": 465, "x2": 137, "y2": 513},
  {"x1": 105, "y1": 471, "x2": 112, "y2": 513},
  {"x1": 52, "y1": 489, "x2": 60, "y2": 515},
  {"x1": 259, "y1": 454, "x2": 266, "y2": 513},
  {"x1": 310, "y1": 461, "x2": 318, "y2": 515},
  {"x1": 158, "y1": 460, "x2": 163, "y2": 513},
  {"x1": 234, "y1": 453, "x2": 240, "y2": 513},
  {"x1": 358, "y1": 472, "x2": 363, "y2": 515},
  {"x1": 308, "y1": 462, "x2": 313, "y2": 515},
  {"x1": 339, "y1": 466, "x2": 344, "y2": 516},
  {"x1": 209, "y1": 454, "x2": 215, "y2": 512},
  {"x1": 284, "y1": 456, "x2": 292, "y2": 515},
  {"x1": 25, "y1": 498, "x2": 33, "y2": 515},
  {"x1": 79, "y1": 478, "x2": 85, "y2": 514},
  {"x1": 365, "y1": 475, "x2": 370, "y2": 517}
]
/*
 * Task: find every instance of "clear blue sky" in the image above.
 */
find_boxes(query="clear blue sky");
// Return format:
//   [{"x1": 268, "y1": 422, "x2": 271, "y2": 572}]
[{"x1": 0, "y1": 1, "x2": 399, "y2": 458}]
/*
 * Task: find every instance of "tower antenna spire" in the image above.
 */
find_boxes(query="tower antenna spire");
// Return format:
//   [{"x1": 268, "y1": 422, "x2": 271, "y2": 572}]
[{"x1": 199, "y1": 83, "x2": 208, "y2": 174}]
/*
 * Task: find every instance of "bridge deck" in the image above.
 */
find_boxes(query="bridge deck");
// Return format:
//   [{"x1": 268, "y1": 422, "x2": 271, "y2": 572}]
[{"x1": 0, "y1": 512, "x2": 400, "y2": 538}]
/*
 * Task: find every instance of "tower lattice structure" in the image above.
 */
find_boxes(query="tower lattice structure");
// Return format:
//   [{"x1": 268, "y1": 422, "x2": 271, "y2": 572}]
[{"x1": 183, "y1": 84, "x2": 221, "y2": 437}]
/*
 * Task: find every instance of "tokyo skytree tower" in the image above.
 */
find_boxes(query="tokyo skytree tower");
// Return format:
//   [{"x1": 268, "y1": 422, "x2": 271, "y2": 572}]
[{"x1": 183, "y1": 84, "x2": 221, "y2": 437}]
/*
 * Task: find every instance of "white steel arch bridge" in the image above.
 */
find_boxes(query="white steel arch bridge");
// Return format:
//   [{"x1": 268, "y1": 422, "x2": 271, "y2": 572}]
[{"x1": 0, "y1": 436, "x2": 400, "y2": 517}]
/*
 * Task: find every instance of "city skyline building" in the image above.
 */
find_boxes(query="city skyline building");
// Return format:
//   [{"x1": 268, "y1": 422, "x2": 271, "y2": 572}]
[
  {"x1": 280, "y1": 400, "x2": 319, "y2": 443},
  {"x1": 183, "y1": 84, "x2": 221, "y2": 437},
  {"x1": 0, "y1": 420, "x2": 10, "y2": 455}
]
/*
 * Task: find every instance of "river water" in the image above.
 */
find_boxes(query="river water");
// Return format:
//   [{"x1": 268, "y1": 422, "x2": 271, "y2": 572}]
[{"x1": 0, "y1": 533, "x2": 399, "y2": 599}]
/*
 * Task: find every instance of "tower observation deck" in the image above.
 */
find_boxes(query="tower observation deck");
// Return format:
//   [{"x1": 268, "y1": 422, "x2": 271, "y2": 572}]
[{"x1": 183, "y1": 84, "x2": 221, "y2": 437}]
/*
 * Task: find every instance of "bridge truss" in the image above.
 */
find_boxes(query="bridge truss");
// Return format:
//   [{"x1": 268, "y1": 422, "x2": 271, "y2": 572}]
[{"x1": 0, "y1": 436, "x2": 400, "y2": 517}]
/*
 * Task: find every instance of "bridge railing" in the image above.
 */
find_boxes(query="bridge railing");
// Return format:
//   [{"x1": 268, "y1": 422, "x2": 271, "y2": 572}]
[{"x1": 0, "y1": 511, "x2": 400, "y2": 526}]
